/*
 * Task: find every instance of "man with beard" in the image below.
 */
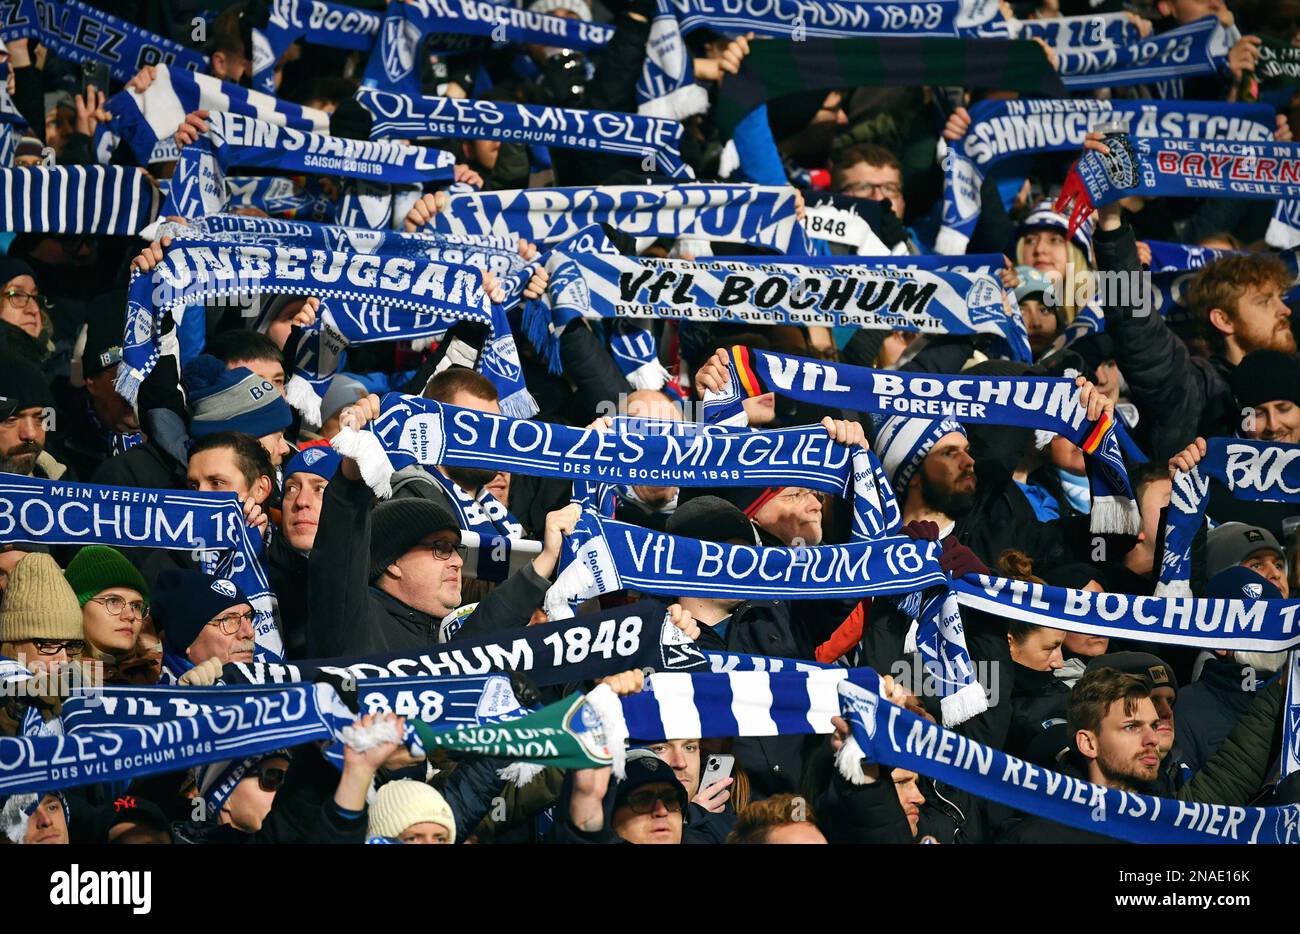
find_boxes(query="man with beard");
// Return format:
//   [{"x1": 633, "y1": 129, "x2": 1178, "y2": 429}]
[
  {"x1": 873, "y1": 412, "x2": 1069, "y2": 571},
  {"x1": 0, "y1": 349, "x2": 70, "y2": 479}
]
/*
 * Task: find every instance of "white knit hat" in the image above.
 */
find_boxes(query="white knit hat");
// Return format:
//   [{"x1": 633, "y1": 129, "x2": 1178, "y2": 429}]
[
  {"x1": 368, "y1": 780, "x2": 457, "y2": 843},
  {"x1": 528, "y1": 0, "x2": 593, "y2": 21}
]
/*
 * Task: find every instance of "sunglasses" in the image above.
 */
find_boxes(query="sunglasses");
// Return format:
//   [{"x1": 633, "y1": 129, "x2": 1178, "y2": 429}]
[
  {"x1": 623, "y1": 788, "x2": 683, "y2": 815},
  {"x1": 248, "y1": 765, "x2": 287, "y2": 793}
]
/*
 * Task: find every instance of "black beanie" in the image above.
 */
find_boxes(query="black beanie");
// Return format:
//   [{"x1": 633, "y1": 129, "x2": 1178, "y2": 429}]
[
  {"x1": 1230, "y1": 350, "x2": 1300, "y2": 411},
  {"x1": 330, "y1": 98, "x2": 374, "y2": 141},
  {"x1": 0, "y1": 349, "x2": 54, "y2": 417},
  {"x1": 0, "y1": 256, "x2": 36, "y2": 291},
  {"x1": 79, "y1": 289, "x2": 129, "y2": 378},
  {"x1": 368, "y1": 498, "x2": 460, "y2": 583},
  {"x1": 153, "y1": 569, "x2": 250, "y2": 653},
  {"x1": 1085, "y1": 651, "x2": 1179, "y2": 697},
  {"x1": 666, "y1": 495, "x2": 760, "y2": 545}
]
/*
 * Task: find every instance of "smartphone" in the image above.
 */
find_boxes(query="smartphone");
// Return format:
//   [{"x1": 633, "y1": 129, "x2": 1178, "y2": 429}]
[
  {"x1": 699, "y1": 754, "x2": 735, "y2": 790},
  {"x1": 81, "y1": 61, "x2": 110, "y2": 98}
]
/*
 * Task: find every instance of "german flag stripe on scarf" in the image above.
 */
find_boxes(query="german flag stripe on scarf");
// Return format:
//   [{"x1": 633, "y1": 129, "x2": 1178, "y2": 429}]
[{"x1": 729, "y1": 345, "x2": 763, "y2": 399}]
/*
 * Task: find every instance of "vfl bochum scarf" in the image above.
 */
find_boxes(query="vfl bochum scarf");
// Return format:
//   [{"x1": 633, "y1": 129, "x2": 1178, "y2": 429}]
[
  {"x1": 0, "y1": 682, "x2": 342, "y2": 798},
  {"x1": 1157, "y1": 438, "x2": 1300, "y2": 597},
  {"x1": 0, "y1": 475, "x2": 283, "y2": 660},
  {"x1": 116, "y1": 241, "x2": 488, "y2": 407},
  {"x1": 1012, "y1": 12, "x2": 1137, "y2": 50},
  {"x1": 703, "y1": 346, "x2": 1138, "y2": 536},
  {"x1": 0, "y1": 166, "x2": 159, "y2": 236},
  {"x1": 225, "y1": 601, "x2": 708, "y2": 687},
  {"x1": 544, "y1": 513, "x2": 946, "y2": 618},
  {"x1": 637, "y1": 0, "x2": 705, "y2": 121},
  {"x1": 251, "y1": 0, "x2": 381, "y2": 96},
  {"x1": 658, "y1": 0, "x2": 1000, "y2": 38},
  {"x1": 107, "y1": 65, "x2": 330, "y2": 166},
  {"x1": 715, "y1": 37, "x2": 1064, "y2": 135},
  {"x1": 430, "y1": 184, "x2": 811, "y2": 254},
  {"x1": 0, "y1": 0, "x2": 207, "y2": 84},
  {"x1": 836, "y1": 678, "x2": 1300, "y2": 844},
  {"x1": 424, "y1": 469, "x2": 523, "y2": 584},
  {"x1": 1054, "y1": 16, "x2": 1232, "y2": 91},
  {"x1": 935, "y1": 97, "x2": 1275, "y2": 254},
  {"x1": 339, "y1": 393, "x2": 862, "y2": 499},
  {"x1": 357, "y1": 89, "x2": 693, "y2": 180},
  {"x1": 162, "y1": 111, "x2": 455, "y2": 221},
  {"x1": 533, "y1": 251, "x2": 1025, "y2": 366},
  {"x1": 1056, "y1": 133, "x2": 1300, "y2": 241}
]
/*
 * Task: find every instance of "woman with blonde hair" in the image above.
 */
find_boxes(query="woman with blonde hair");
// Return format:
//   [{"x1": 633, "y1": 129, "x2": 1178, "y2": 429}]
[{"x1": 1015, "y1": 202, "x2": 1096, "y2": 328}]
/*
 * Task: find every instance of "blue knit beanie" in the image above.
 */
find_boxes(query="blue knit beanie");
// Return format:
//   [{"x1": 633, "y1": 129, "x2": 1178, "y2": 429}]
[{"x1": 184, "y1": 354, "x2": 292, "y2": 439}]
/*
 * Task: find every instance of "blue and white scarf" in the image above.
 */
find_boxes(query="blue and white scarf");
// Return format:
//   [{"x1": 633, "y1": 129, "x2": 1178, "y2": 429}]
[
  {"x1": 702, "y1": 346, "x2": 1138, "y2": 536},
  {"x1": 0, "y1": 166, "x2": 159, "y2": 235},
  {"x1": 636, "y1": 0, "x2": 705, "y2": 120},
  {"x1": 421, "y1": 468, "x2": 523, "y2": 584},
  {"x1": 544, "y1": 513, "x2": 946, "y2": 616},
  {"x1": 935, "y1": 97, "x2": 1275, "y2": 254},
  {"x1": 430, "y1": 183, "x2": 811, "y2": 254},
  {"x1": 357, "y1": 89, "x2": 693, "y2": 180},
  {"x1": 1158, "y1": 438, "x2": 1300, "y2": 597},
  {"x1": 530, "y1": 251, "x2": 1024, "y2": 371},
  {"x1": 837, "y1": 678, "x2": 1300, "y2": 843},
  {"x1": 106, "y1": 64, "x2": 330, "y2": 166},
  {"x1": 222, "y1": 176, "x2": 336, "y2": 222},
  {"x1": 251, "y1": 0, "x2": 382, "y2": 95},
  {"x1": 0, "y1": 0, "x2": 207, "y2": 84},
  {"x1": 162, "y1": 111, "x2": 455, "y2": 221},
  {"x1": 0, "y1": 682, "x2": 340, "y2": 797},
  {"x1": 620, "y1": 666, "x2": 879, "y2": 740},
  {"x1": 116, "y1": 240, "x2": 488, "y2": 408},
  {"x1": 658, "y1": 0, "x2": 1001, "y2": 37},
  {"x1": 224, "y1": 600, "x2": 708, "y2": 687},
  {"x1": 1054, "y1": 16, "x2": 1233, "y2": 91},
  {"x1": 0, "y1": 475, "x2": 283, "y2": 659},
  {"x1": 1057, "y1": 133, "x2": 1300, "y2": 240},
  {"x1": 340, "y1": 392, "x2": 864, "y2": 499},
  {"x1": 1012, "y1": 12, "x2": 1138, "y2": 50}
]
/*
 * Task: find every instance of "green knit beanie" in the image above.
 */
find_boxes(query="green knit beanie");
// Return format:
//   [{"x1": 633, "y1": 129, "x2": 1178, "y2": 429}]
[{"x1": 63, "y1": 545, "x2": 149, "y2": 608}]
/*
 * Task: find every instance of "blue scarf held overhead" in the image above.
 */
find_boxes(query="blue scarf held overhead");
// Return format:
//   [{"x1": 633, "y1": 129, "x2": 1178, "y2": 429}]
[
  {"x1": 836, "y1": 678, "x2": 1300, "y2": 843},
  {"x1": 528, "y1": 250, "x2": 1026, "y2": 373},
  {"x1": 1158, "y1": 438, "x2": 1300, "y2": 597},
  {"x1": 701, "y1": 346, "x2": 1138, "y2": 536},
  {"x1": 223, "y1": 601, "x2": 708, "y2": 687},
  {"x1": 1053, "y1": 16, "x2": 1233, "y2": 91},
  {"x1": 0, "y1": 475, "x2": 284, "y2": 660},
  {"x1": 1056, "y1": 132, "x2": 1300, "y2": 241},
  {"x1": 251, "y1": 0, "x2": 381, "y2": 95},
  {"x1": 0, "y1": 0, "x2": 207, "y2": 83},
  {"x1": 544, "y1": 512, "x2": 946, "y2": 615},
  {"x1": 0, "y1": 166, "x2": 159, "y2": 236},
  {"x1": 935, "y1": 96, "x2": 1275, "y2": 254},
  {"x1": 429, "y1": 183, "x2": 811, "y2": 254},
  {"x1": 357, "y1": 89, "x2": 694, "y2": 180},
  {"x1": 339, "y1": 392, "x2": 864, "y2": 499},
  {"x1": 115, "y1": 240, "x2": 489, "y2": 408},
  {"x1": 658, "y1": 0, "x2": 1002, "y2": 37},
  {"x1": 161, "y1": 110, "x2": 455, "y2": 221},
  {"x1": 106, "y1": 64, "x2": 330, "y2": 166},
  {"x1": 1012, "y1": 12, "x2": 1138, "y2": 50}
]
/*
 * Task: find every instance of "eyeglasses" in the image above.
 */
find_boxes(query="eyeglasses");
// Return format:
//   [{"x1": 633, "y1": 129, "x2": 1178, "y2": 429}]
[
  {"x1": 248, "y1": 765, "x2": 287, "y2": 793},
  {"x1": 840, "y1": 181, "x2": 902, "y2": 199},
  {"x1": 208, "y1": 609, "x2": 255, "y2": 635},
  {"x1": 427, "y1": 541, "x2": 468, "y2": 561},
  {"x1": 775, "y1": 488, "x2": 822, "y2": 502},
  {"x1": 32, "y1": 639, "x2": 85, "y2": 656},
  {"x1": 2, "y1": 288, "x2": 52, "y2": 311},
  {"x1": 623, "y1": 788, "x2": 683, "y2": 815},
  {"x1": 89, "y1": 595, "x2": 149, "y2": 618}
]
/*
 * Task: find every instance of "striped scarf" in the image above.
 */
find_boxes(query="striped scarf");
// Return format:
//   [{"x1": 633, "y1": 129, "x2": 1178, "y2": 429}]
[
  {"x1": 251, "y1": 0, "x2": 381, "y2": 95},
  {"x1": 0, "y1": 166, "x2": 159, "y2": 236}
]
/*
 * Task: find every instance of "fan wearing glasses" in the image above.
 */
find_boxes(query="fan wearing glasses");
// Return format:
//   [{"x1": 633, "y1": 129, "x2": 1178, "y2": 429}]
[
  {"x1": 0, "y1": 553, "x2": 86, "y2": 681},
  {"x1": 562, "y1": 749, "x2": 690, "y2": 845},
  {"x1": 64, "y1": 545, "x2": 159, "y2": 685},
  {"x1": 151, "y1": 569, "x2": 257, "y2": 684},
  {"x1": 0, "y1": 256, "x2": 52, "y2": 361}
]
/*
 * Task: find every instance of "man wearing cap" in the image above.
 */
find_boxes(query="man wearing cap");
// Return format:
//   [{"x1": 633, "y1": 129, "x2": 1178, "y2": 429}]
[
  {"x1": 556, "y1": 750, "x2": 689, "y2": 844},
  {"x1": 1014, "y1": 265, "x2": 1066, "y2": 360},
  {"x1": 307, "y1": 394, "x2": 581, "y2": 657},
  {"x1": 105, "y1": 795, "x2": 173, "y2": 845},
  {"x1": 150, "y1": 569, "x2": 257, "y2": 683},
  {"x1": 269, "y1": 442, "x2": 341, "y2": 658},
  {"x1": 0, "y1": 348, "x2": 69, "y2": 479}
]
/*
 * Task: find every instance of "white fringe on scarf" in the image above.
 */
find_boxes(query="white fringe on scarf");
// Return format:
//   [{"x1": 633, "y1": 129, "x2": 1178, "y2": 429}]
[
  {"x1": 330, "y1": 426, "x2": 395, "y2": 499},
  {"x1": 285, "y1": 374, "x2": 323, "y2": 428},
  {"x1": 637, "y1": 84, "x2": 709, "y2": 122}
]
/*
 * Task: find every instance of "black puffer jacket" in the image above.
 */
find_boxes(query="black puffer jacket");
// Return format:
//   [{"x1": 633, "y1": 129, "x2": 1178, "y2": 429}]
[
  {"x1": 1005, "y1": 663, "x2": 1071, "y2": 761},
  {"x1": 951, "y1": 459, "x2": 1070, "y2": 572}
]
